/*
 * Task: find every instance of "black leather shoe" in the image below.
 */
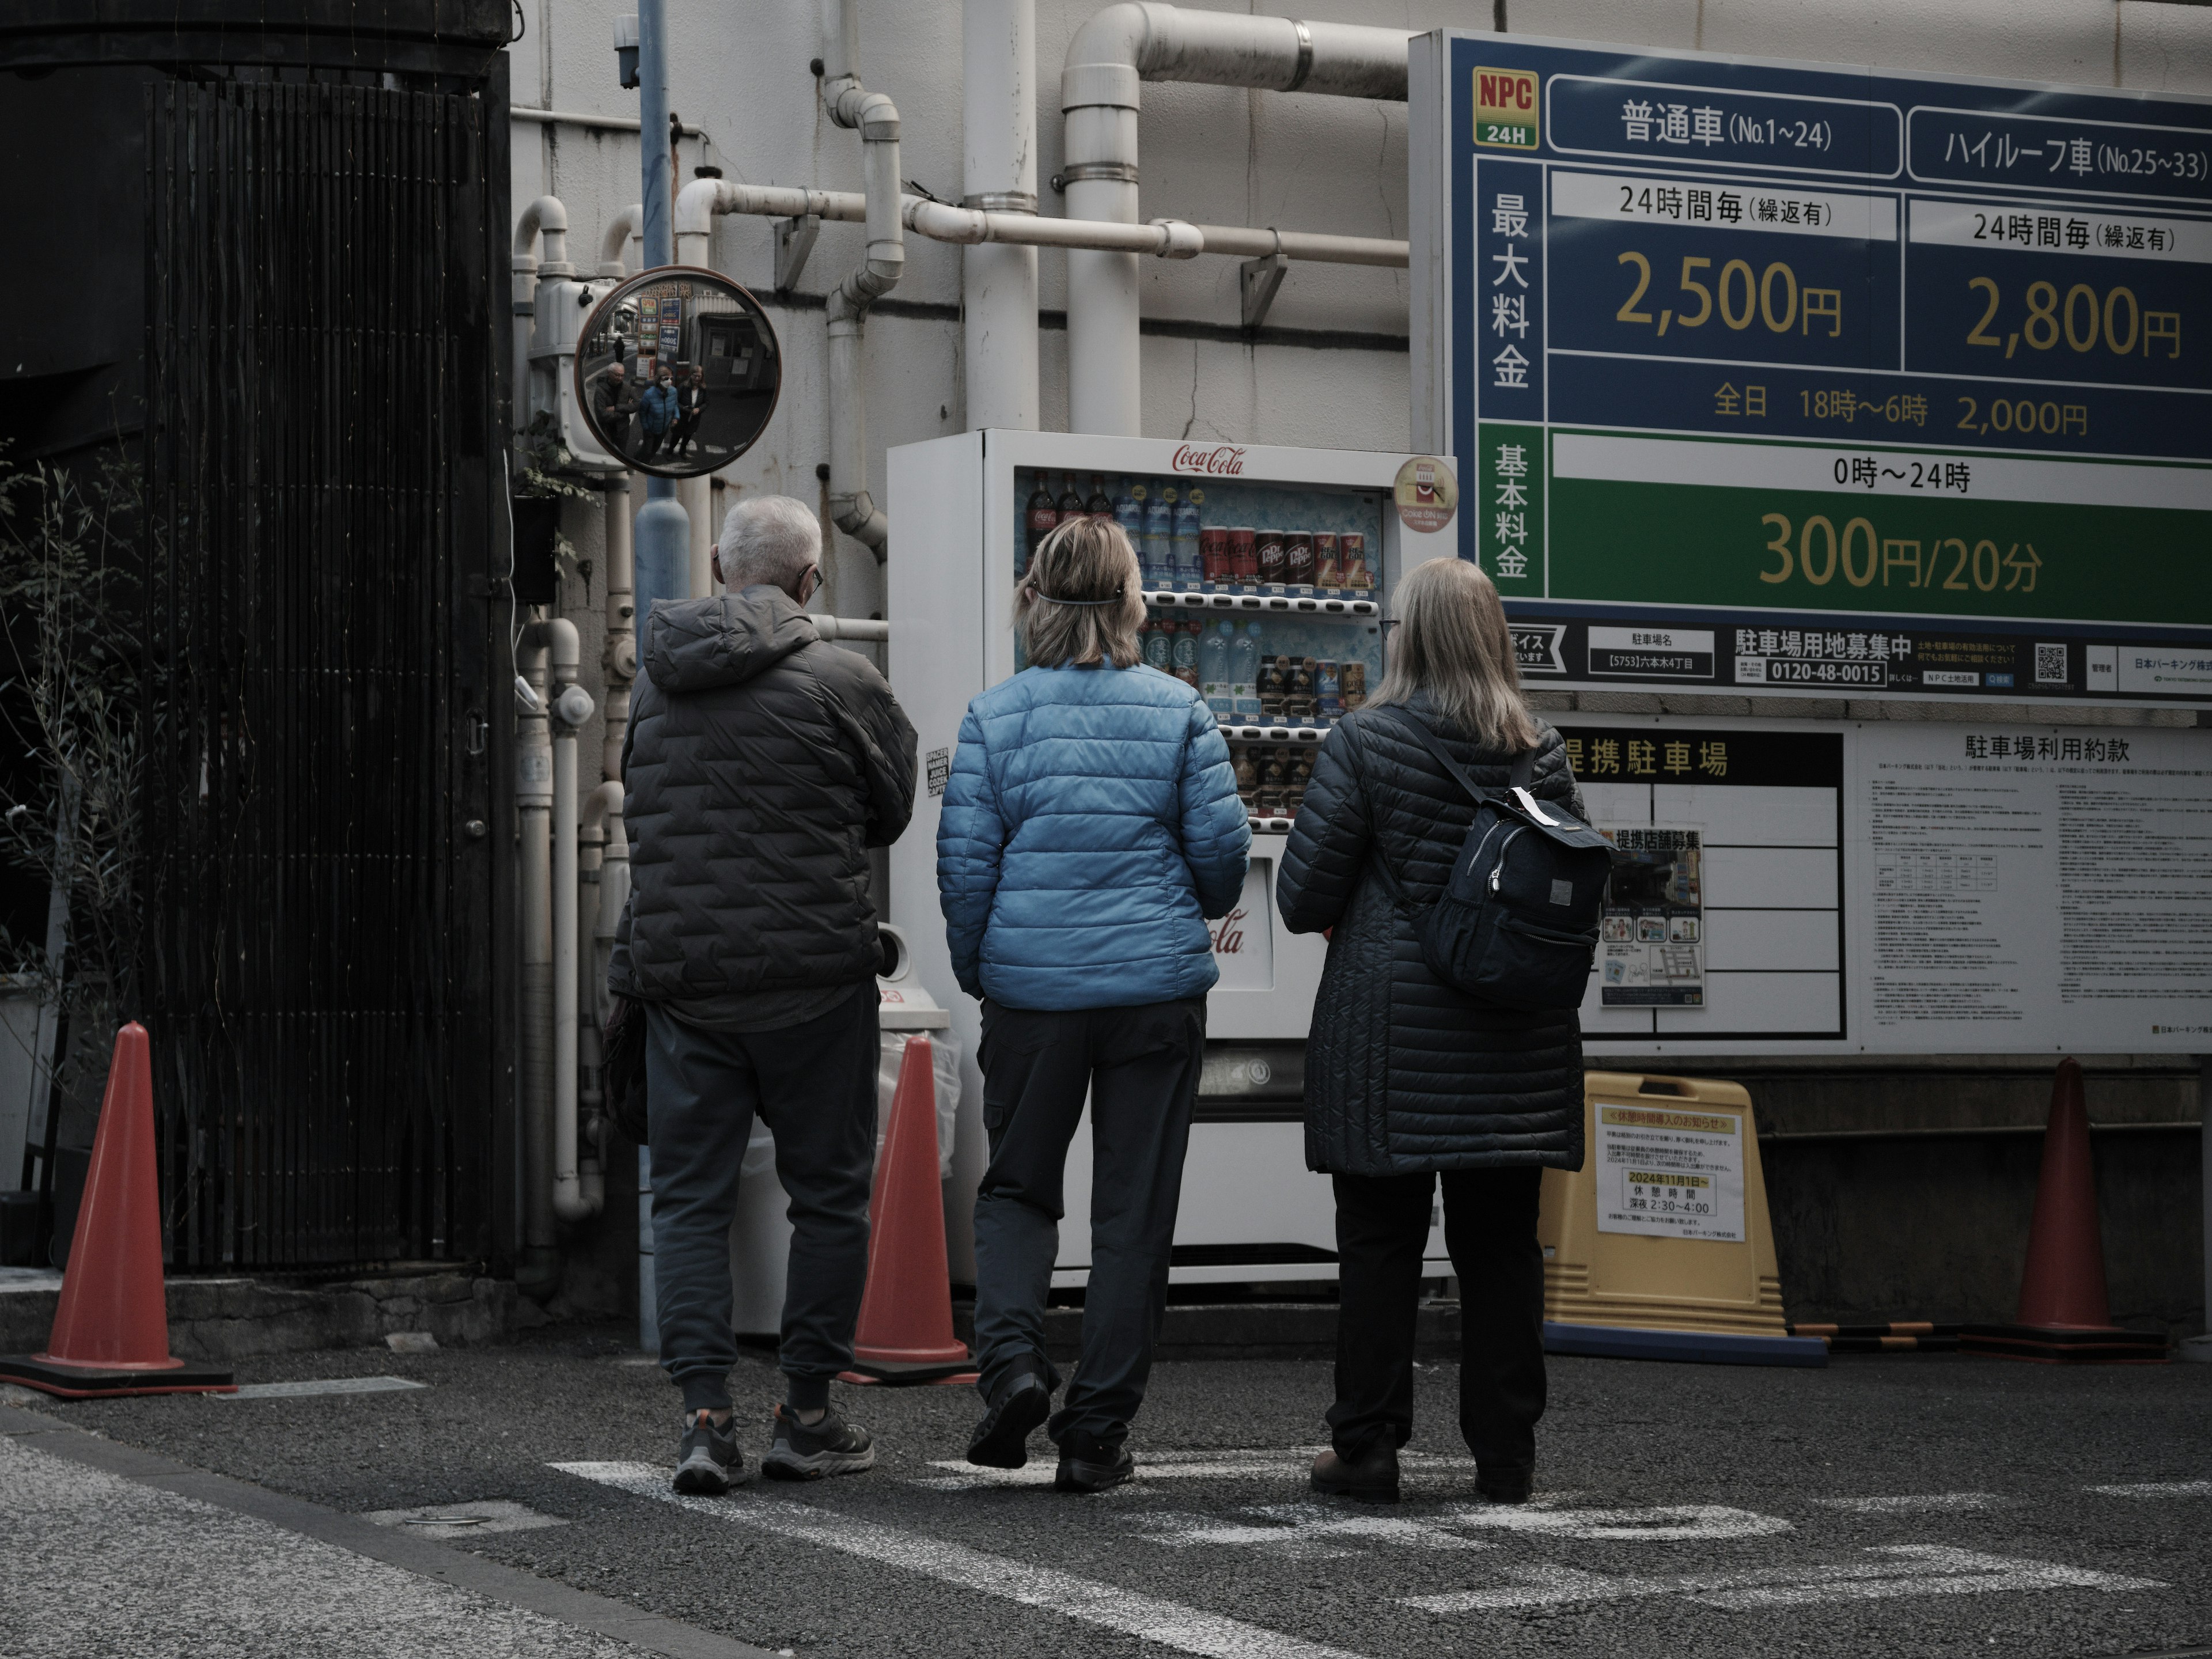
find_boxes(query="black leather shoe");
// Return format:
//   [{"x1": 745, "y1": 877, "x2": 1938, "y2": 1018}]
[
  {"x1": 1475, "y1": 1463, "x2": 1532, "y2": 1505},
  {"x1": 1054, "y1": 1433, "x2": 1135, "y2": 1493},
  {"x1": 967, "y1": 1372, "x2": 1052, "y2": 1469},
  {"x1": 1310, "y1": 1444, "x2": 1401, "y2": 1504}
]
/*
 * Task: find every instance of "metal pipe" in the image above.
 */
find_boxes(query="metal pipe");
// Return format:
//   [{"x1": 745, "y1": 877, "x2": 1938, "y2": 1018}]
[
  {"x1": 811, "y1": 615, "x2": 892, "y2": 642},
  {"x1": 601, "y1": 479, "x2": 637, "y2": 784},
  {"x1": 533, "y1": 621, "x2": 599, "y2": 1227},
  {"x1": 682, "y1": 475, "x2": 714, "y2": 599},
  {"x1": 963, "y1": 0, "x2": 1040, "y2": 431},
  {"x1": 818, "y1": 0, "x2": 904, "y2": 556},
  {"x1": 600, "y1": 202, "x2": 644, "y2": 278},
  {"x1": 576, "y1": 778, "x2": 627, "y2": 1219},
  {"x1": 513, "y1": 107, "x2": 711, "y2": 141},
  {"x1": 1060, "y1": 2, "x2": 1414, "y2": 433},
  {"x1": 511, "y1": 195, "x2": 572, "y2": 434},
  {"x1": 514, "y1": 623, "x2": 559, "y2": 1299},
  {"x1": 903, "y1": 196, "x2": 1405, "y2": 265}
]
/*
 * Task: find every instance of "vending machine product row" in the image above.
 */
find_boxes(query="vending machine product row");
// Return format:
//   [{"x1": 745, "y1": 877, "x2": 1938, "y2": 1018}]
[{"x1": 889, "y1": 433, "x2": 1460, "y2": 1287}]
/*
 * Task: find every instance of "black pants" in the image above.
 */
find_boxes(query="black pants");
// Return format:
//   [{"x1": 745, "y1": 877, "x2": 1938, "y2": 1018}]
[
  {"x1": 645, "y1": 989, "x2": 877, "y2": 1414},
  {"x1": 971, "y1": 998, "x2": 1205, "y2": 1449},
  {"x1": 1328, "y1": 1166, "x2": 1546, "y2": 1477}
]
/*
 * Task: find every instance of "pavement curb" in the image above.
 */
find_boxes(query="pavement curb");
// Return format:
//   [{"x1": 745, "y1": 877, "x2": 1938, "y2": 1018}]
[{"x1": 0, "y1": 1403, "x2": 776, "y2": 1659}]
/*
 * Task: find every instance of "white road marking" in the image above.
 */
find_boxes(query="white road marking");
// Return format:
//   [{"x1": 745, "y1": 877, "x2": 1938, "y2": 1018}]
[
  {"x1": 1404, "y1": 1544, "x2": 2164, "y2": 1613},
  {"x1": 1812, "y1": 1493, "x2": 2003, "y2": 1513},
  {"x1": 221, "y1": 1376, "x2": 429, "y2": 1400},
  {"x1": 553, "y1": 1461, "x2": 1375, "y2": 1659},
  {"x1": 2086, "y1": 1479, "x2": 2212, "y2": 1497},
  {"x1": 1444, "y1": 1502, "x2": 1792, "y2": 1542},
  {"x1": 1135, "y1": 1506, "x2": 1489, "y2": 1558},
  {"x1": 914, "y1": 1448, "x2": 1482, "y2": 1493}
]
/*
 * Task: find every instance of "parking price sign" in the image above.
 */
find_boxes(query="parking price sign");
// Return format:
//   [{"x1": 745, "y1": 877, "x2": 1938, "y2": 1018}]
[{"x1": 1411, "y1": 37, "x2": 2212, "y2": 706}]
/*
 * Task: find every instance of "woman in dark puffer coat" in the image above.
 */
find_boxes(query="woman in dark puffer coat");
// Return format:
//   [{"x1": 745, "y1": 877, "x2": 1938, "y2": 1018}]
[{"x1": 1277, "y1": 556, "x2": 1586, "y2": 1508}]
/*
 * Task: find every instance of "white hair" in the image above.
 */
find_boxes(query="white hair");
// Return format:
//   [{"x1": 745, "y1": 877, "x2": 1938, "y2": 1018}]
[{"x1": 717, "y1": 495, "x2": 821, "y2": 594}]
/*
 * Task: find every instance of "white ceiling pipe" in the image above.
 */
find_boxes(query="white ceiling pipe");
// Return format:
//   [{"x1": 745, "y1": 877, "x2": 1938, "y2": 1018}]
[
  {"x1": 673, "y1": 179, "x2": 866, "y2": 267},
  {"x1": 812, "y1": 614, "x2": 892, "y2": 641},
  {"x1": 600, "y1": 203, "x2": 645, "y2": 278},
  {"x1": 964, "y1": 0, "x2": 1040, "y2": 433},
  {"x1": 1061, "y1": 3, "x2": 1414, "y2": 434}
]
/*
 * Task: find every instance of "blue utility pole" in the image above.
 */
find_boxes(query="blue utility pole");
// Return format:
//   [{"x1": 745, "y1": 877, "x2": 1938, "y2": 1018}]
[{"x1": 632, "y1": 0, "x2": 688, "y2": 660}]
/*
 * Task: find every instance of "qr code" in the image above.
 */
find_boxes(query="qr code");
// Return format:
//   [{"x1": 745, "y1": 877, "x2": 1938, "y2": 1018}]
[{"x1": 2035, "y1": 643, "x2": 2067, "y2": 684}]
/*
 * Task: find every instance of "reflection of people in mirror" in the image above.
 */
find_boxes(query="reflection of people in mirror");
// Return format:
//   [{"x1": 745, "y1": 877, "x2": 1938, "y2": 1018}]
[
  {"x1": 638, "y1": 365, "x2": 679, "y2": 459},
  {"x1": 590, "y1": 361, "x2": 637, "y2": 454},
  {"x1": 668, "y1": 366, "x2": 707, "y2": 458}
]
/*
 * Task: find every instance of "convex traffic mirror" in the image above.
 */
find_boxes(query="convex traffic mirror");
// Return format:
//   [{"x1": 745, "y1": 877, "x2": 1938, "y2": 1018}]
[{"x1": 574, "y1": 266, "x2": 782, "y2": 479}]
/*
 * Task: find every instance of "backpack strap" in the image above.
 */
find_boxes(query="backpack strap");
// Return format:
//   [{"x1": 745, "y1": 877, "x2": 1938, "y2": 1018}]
[{"x1": 1384, "y1": 709, "x2": 1526, "y2": 807}]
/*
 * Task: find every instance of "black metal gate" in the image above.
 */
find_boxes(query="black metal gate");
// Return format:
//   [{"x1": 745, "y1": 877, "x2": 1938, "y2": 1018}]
[{"x1": 142, "y1": 80, "x2": 504, "y2": 1270}]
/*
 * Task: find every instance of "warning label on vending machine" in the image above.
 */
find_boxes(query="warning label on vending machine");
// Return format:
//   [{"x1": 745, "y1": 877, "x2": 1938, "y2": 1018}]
[
  {"x1": 1594, "y1": 1104, "x2": 1745, "y2": 1243},
  {"x1": 1599, "y1": 825, "x2": 1704, "y2": 1007}
]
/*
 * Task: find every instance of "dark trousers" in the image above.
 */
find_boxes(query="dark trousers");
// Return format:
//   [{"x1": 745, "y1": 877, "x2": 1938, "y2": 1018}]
[
  {"x1": 971, "y1": 998, "x2": 1206, "y2": 1448},
  {"x1": 1328, "y1": 1166, "x2": 1546, "y2": 1476},
  {"x1": 645, "y1": 990, "x2": 877, "y2": 1414}
]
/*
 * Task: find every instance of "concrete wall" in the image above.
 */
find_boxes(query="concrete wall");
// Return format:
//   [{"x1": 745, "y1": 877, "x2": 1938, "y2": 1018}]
[{"x1": 509, "y1": 0, "x2": 2211, "y2": 1321}]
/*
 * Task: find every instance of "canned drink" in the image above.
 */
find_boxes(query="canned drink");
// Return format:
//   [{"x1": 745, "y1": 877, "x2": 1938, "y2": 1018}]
[
  {"x1": 1339, "y1": 532, "x2": 1370, "y2": 590},
  {"x1": 1229, "y1": 527, "x2": 1257, "y2": 581},
  {"x1": 1255, "y1": 529, "x2": 1287, "y2": 585},
  {"x1": 1317, "y1": 660, "x2": 1342, "y2": 719},
  {"x1": 1253, "y1": 785, "x2": 1283, "y2": 819},
  {"x1": 1313, "y1": 532, "x2": 1341, "y2": 587},
  {"x1": 1199, "y1": 525, "x2": 1232, "y2": 582},
  {"x1": 1339, "y1": 661, "x2": 1367, "y2": 700},
  {"x1": 1284, "y1": 531, "x2": 1315, "y2": 586}
]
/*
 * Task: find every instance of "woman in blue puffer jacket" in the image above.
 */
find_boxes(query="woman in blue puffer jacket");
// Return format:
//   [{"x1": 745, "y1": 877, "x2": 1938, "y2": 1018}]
[{"x1": 937, "y1": 512, "x2": 1250, "y2": 1494}]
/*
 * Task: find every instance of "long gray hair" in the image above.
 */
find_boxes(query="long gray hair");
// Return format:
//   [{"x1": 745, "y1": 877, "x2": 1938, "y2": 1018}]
[
  {"x1": 1370, "y1": 557, "x2": 1539, "y2": 751},
  {"x1": 1013, "y1": 515, "x2": 1147, "y2": 669}
]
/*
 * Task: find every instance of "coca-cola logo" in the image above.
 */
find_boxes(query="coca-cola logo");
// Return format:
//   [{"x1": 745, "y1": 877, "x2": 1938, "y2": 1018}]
[
  {"x1": 1172, "y1": 444, "x2": 1247, "y2": 476},
  {"x1": 1210, "y1": 907, "x2": 1249, "y2": 956}
]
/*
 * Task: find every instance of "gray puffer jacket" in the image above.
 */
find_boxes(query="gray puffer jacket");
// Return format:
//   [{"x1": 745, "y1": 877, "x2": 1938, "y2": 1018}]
[
  {"x1": 1276, "y1": 692, "x2": 1586, "y2": 1177},
  {"x1": 609, "y1": 586, "x2": 917, "y2": 1002}
]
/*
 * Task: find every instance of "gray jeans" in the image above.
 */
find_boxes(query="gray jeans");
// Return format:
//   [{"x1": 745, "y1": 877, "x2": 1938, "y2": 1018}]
[
  {"x1": 645, "y1": 988, "x2": 877, "y2": 1413},
  {"x1": 971, "y1": 997, "x2": 1205, "y2": 1448}
]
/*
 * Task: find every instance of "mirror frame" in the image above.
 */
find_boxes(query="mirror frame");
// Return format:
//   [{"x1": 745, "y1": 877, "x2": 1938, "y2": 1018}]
[{"x1": 571, "y1": 264, "x2": 783, "y2": 480}]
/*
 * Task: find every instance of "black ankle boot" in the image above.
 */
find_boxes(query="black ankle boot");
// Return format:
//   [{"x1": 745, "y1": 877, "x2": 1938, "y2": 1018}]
[{"x1": 1310, "y1": 1442, "x2": 1400, "y2": 1503}]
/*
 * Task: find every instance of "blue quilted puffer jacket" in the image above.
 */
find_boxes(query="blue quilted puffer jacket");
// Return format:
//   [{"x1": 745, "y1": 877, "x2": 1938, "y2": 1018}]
[{"x1": 937, "y1": 662, "x2": 1252, "y2": 1010}]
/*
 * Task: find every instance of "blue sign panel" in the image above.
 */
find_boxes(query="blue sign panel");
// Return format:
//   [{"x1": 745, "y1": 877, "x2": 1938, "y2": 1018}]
[{"x1": 1416, "y1": 35, "x2": 2212, "y2": 704}]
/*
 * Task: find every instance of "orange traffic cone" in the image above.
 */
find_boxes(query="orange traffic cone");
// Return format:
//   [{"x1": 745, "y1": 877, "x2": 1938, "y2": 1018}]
[
  {"x1": 1960, "y1": 1058, "x2": 2166, "y2": 1365},
  {"x1": 839, "y1": 1035, "x2": 976, "y2": 1385},
  {"x1": 0, "y1": 1024, "x2": 234, "y2": 1397}
]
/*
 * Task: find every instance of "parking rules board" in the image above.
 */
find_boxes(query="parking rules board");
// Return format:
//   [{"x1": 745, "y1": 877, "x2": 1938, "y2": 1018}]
[{"x1": 1409, "y1": 36, "x2": 2212, "y2": 706}]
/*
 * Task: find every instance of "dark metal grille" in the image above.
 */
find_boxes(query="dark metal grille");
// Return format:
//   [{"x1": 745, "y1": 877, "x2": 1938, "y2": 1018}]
[{"x1": 142, "y1": 81, "x2": 499, "y2": 1269}]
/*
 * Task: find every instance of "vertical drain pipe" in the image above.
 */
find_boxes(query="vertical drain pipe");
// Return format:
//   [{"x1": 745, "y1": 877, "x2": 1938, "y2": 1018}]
[
  {"x1": 515, "y1": 626, "x2": 560, "y2": 1300},
  {"x1": 822, "y1": 0, "x2": 904, "y2": 554},
  {"x1": 963, "y1": 0, "x2": 1040, "y2": 432}
]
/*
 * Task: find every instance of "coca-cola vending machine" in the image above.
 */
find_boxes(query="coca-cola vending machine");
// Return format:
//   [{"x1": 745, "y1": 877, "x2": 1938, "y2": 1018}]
[{"x1": 888, "y1": 432, "x2": 1460, "y2": 1287}]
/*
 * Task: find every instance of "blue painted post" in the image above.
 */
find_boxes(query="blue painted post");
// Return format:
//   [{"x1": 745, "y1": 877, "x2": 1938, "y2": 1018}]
[{"x1": 632, "y1": 0, "x2": 688, "y2": 665}]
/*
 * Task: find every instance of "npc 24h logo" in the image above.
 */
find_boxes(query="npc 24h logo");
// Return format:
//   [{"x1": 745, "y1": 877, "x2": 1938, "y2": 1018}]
[{"x1": 1475, "y1": 68, "x2": 1539, "y2": 150}]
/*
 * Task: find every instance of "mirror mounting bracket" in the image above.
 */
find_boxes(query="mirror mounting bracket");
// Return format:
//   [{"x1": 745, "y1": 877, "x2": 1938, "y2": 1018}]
[{"x1": 775, "y1": 215, "x2": 822, "y2": 294}]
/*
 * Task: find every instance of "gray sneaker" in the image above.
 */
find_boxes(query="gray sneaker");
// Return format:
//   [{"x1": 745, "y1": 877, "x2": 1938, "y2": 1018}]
[
  {"x1": 762, "y1": 1403, "x2": 876, "y2": 1481},
  {"x1": 673, "y1": 1411, "x2": 747, "y2": 1494}
]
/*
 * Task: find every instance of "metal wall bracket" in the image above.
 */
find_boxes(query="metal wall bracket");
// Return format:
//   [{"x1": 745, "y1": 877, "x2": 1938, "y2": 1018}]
[
  {"x1": 1240, "y1": 252, "x2": 1289, "y2": 331},
  {"x1": 775, "y1": 214, "x2": 821, "y2": 292}
]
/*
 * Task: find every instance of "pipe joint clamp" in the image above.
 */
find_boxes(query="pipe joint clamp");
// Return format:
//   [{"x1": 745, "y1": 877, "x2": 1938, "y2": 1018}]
[
  {"x1": 962, "y1": 191, "x2": 1039, "y2": 215},
  {"x1": 1056, "y1": 161, "x2": 1139, "y2": 187},
  {"x1": 1286, "y1": 20, "x2": 1315, "y2": 92}
]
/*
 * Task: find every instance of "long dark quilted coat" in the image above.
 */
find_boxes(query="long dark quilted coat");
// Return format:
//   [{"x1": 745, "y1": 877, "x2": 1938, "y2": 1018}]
[
  {"x1": 1276, "y1": 692, "x2": 1586, "y2": 1176},
  {"x1": 609, "y1": 586, "x2": 917, "y2": 1002}
]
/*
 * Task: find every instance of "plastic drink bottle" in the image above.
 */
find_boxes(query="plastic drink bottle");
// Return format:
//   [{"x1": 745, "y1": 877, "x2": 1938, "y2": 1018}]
[
  {"x1": 1142, "y1": 616, "x2": 1173, "y2": 671},
  {"x1": 1173, "y1": 490, "x2": 1205, "y2": 584},
  {"x1": 1115, "y1": 478, "x2": 1147, "y2": 572},
  {"x1": 1023, "y1": 472, "x2": 1056, "y2": 573},
  {"x1": 1087, "y1": 473, "x2": 1113, "y2": 521},
  {"x1": 1230, "y1": 622, "x2": 1262, "y2": 718},
  {"x1": 1143, "y1": 487, "x2": 1176, "y2": 586},
  {"x1": 1200, "y1": 620, "x2": 1233, "y2": 715},
  {"x1": 1171, "y1": 618, "x2": 1201, "y2": 687}
]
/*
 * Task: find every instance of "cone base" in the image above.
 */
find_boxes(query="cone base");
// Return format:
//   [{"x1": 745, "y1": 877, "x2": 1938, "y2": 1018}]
[
  {"x1": 1959, "y1": 1324, "x2": 2169, "y2": 1365},
  {"x1": 0, "y1": 1354, "x2": 236, "y2": 1397},
  {"x1": 839, "y1": 1357, "x2": 980, "y2": 1387}
]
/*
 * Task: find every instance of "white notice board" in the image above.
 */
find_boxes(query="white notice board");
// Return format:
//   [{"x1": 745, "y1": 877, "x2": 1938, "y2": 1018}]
[{"x1": 1571, "y1": 717, "x2": 2212, "y2": 1056}]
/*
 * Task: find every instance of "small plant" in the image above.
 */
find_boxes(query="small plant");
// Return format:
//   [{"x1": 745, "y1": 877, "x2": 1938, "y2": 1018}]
[
  {"x1": 0, "y1": 445, "x2": 149, "y2": 1107},
  {"x1": 514, "y1": 412, "x2": 601, "y2": 579}
]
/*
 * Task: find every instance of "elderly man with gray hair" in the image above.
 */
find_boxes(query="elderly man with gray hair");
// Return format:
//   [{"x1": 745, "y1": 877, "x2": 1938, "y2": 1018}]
[{"x1": 611, "y1": 494, "x2": 916, "y2": 1493}]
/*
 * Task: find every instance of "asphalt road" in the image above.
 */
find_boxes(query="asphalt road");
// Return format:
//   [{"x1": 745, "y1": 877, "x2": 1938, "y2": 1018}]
[{"x1": 4, "y1": 1324, "x2": 2208, "y2": 1658}]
